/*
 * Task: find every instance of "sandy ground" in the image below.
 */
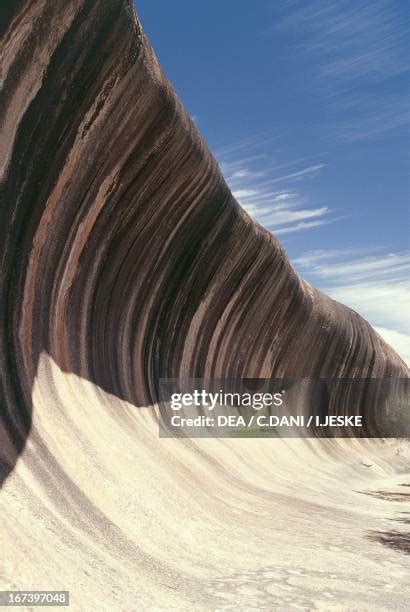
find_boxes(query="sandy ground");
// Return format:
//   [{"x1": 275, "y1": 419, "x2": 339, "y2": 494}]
[{"x1": 0, "y1": 354, "x2": 409, "y2": 611}]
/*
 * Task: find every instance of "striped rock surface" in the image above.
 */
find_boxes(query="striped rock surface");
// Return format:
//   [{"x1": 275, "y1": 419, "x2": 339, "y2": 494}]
[{"x1": 0, "y1": 1, "x2": 409, "y2": 610}]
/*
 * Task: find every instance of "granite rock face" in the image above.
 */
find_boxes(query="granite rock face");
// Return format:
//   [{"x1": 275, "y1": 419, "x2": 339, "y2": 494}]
[
  {"x1": 0, "y1": 1, "x2": 408, "y2": 476},
  {"x1": 1, "y1": 2, "x2": 410, "y2": 609}
]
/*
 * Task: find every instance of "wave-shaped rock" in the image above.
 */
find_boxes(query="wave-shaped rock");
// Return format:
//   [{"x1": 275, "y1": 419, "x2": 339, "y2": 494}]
[{"x1": 0, "y1": 1, "x2": 409, "y2": 608}]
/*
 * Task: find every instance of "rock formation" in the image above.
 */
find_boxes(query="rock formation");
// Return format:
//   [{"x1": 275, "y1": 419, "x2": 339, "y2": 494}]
[{"x1": 0, "y1": 1, "x2": 408, "y2": 609}]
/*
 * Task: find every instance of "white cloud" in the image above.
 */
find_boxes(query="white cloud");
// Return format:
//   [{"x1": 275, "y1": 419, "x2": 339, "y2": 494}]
[
  {"x1": 272, "y1": 0, "x2": 409, "y2": 83},
  {"x1": 374, "y1": 327, "x2": 410, "y2": 367},
  {"x1": 232, "y1": 189, "x2": 259, "y2": 199},
  {"x1": 293, "y1": 250, "x2": 410, "y2": 283},
  {"x1": 328, "y1": 281, "x2": 409, "y2": 337},
  {"x1": 293, "y1": 248, "x2": 410, "y2": 365},
  {"x1": 215, "y1": 135, "x2": 331, "y2": 236},
  {"x1": 263, "y1": 206, "x2": 328, "y2": 227},
  {"x1": 256, "y1": 164, "x2": 325, "y2": 186},
  {"x1": 268, "y1": 0, "x2": 410, "y2": 142},
  {"x1": 275, "y1": 219, "x2": 332, "y2": 235}
]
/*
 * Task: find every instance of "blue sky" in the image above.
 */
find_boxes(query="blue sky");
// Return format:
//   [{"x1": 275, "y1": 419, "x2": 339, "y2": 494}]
[{"x1": 136, "y1": 0, "x2": 410, "y2": 364}]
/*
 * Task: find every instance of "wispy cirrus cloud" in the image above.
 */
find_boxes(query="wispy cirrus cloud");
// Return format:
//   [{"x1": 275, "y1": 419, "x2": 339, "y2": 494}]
[
  {"x1": 214, "y1": 136, "x2": 333, "y2": 236},
  {"x1": 330, "y1": 93, "x2": 410, "y2": 143},
  {"x1": 271, "y1": 0, "x2": 409, "y2": 84},
  {"x1": 292, "y1": 248, "x2": 410, "y2": 364},
  {"x1": 293, "y1": 249, "x2": 410, "y2": 283},
  {"x1": 268, "y1": 0, "x2": 410, "y2": 141}
]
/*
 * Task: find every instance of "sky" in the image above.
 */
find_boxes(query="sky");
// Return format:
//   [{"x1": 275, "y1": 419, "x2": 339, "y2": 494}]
[{"x1": 136, "y1": 0, "x2": 410, "y2": 365}]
